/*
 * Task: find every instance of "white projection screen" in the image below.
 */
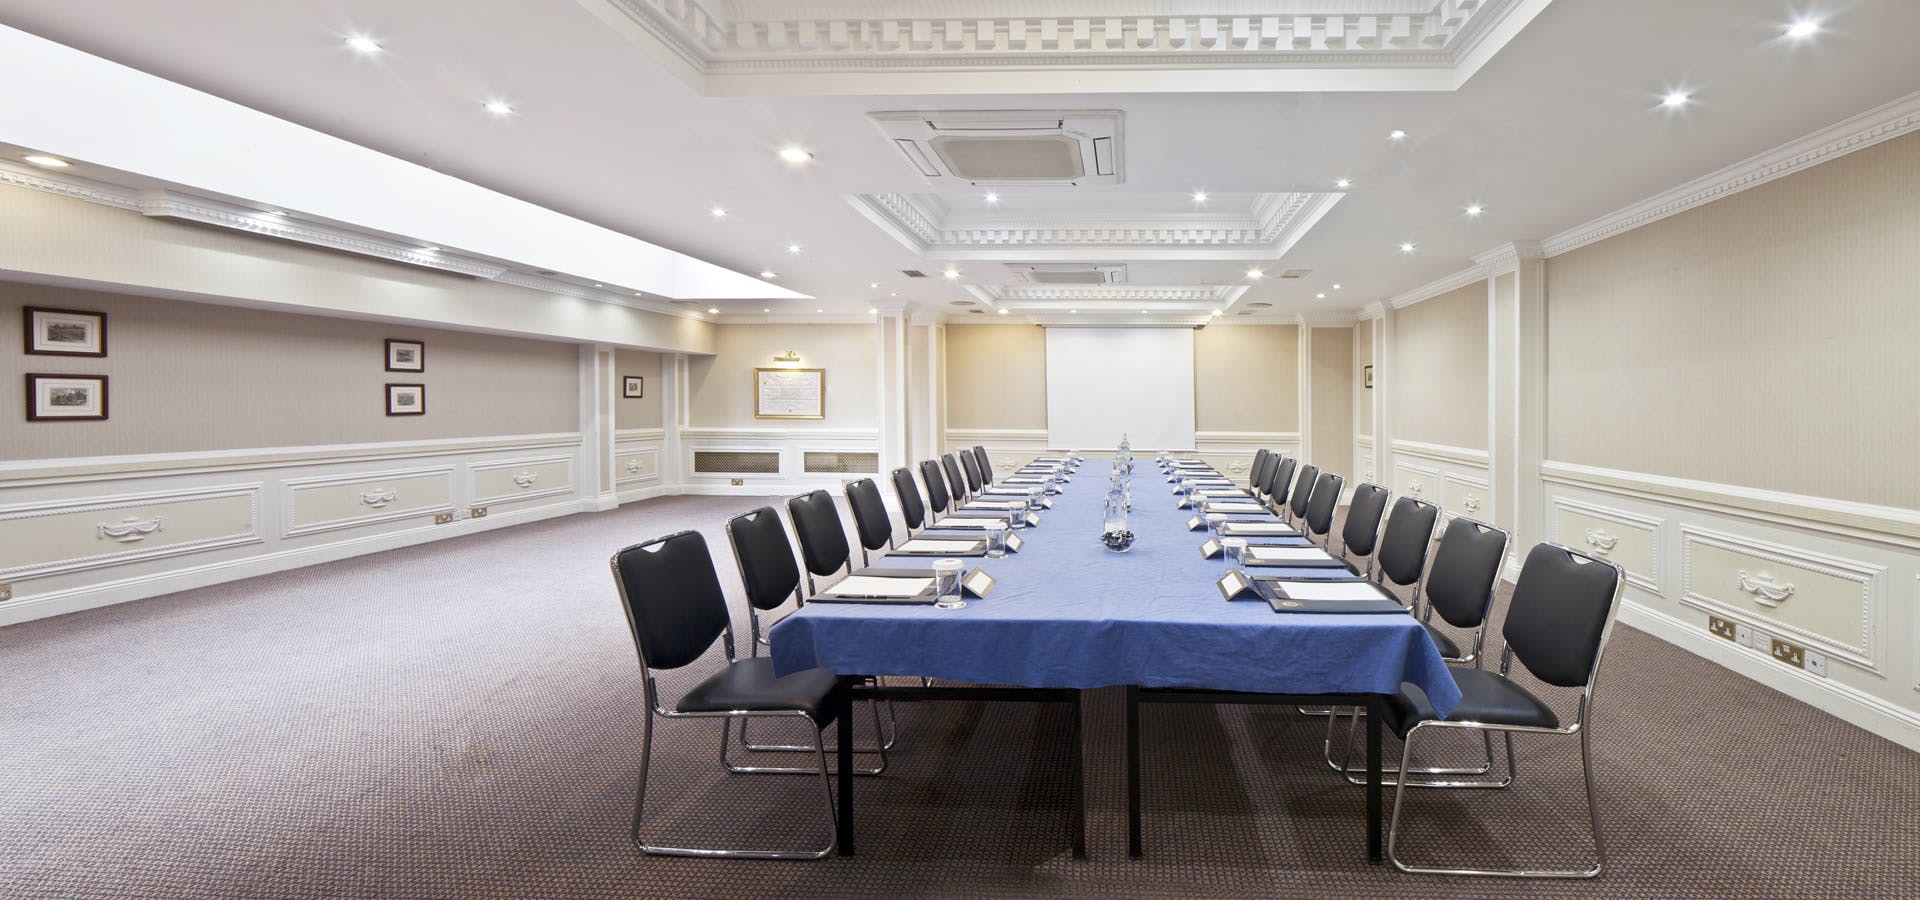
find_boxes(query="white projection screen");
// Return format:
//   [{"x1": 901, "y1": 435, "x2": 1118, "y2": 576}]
[{"x1": 1044, "y1": 326, "x2": 1197, "y2": 451}]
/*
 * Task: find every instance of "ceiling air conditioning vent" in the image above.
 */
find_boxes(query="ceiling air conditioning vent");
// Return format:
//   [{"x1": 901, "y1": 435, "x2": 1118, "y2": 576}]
[
  {"x1": 871, "y1": 110, "x2": 1123, "y2": 186},
  {"x1": 1009, "y1": 264, "x2": 1126, "y2": 285},
  {"x1": 902, "y1": 269, "x2": 927, "y2": 278},
  {"x1": 1280, "y1": 269, "x2": 1312, "y2": 279}
]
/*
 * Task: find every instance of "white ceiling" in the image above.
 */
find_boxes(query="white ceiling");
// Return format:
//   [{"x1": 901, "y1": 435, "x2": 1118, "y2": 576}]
[{"x1": 0, "y1": 0, "x2": 1916, "y2": 325}]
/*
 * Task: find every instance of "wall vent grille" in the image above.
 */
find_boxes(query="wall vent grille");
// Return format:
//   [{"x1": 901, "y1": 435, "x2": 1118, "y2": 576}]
[
  {"x1": 804, "y1": 452, "x2": 879, "y2": 474},
  {"x1": 693, "y1": 451, "x2": 779, "y2": 474}
]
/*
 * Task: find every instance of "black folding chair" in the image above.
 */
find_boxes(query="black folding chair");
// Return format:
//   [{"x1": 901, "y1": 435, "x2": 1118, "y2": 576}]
[
  {"x1": 1286, "y1": 463, "x2": 1319, "y2": 525},
  {"x1": 610, "y1": 530, "x2": 845, "y2": 859},
  {"x1": 1338, "y1": 483, "x2": 1391, "y2": 571},
  {"x1": 971, "y1": 445, "x2": 995, "y2": 485},
  {"x1": 891, "y1": 467, "x2": 929, "y2": 536},
  {"x1": 844, "y1": 478, "x2": 894, "y2": 564},
  {"x1": 786, "y1": 490, "x2": 852, "y2": 597},
  {"x1": 1302, "y1": 470, "x2": 1345, "y2": 549}
]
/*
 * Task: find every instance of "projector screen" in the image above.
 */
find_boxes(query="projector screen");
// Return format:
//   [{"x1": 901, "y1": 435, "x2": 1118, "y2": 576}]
[{"x1": 1045, "y1": 327, "x2": 1196, "y2": 451}]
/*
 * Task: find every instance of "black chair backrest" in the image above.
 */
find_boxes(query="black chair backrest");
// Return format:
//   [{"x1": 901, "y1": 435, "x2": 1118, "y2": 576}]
[
  {"x1": 1304, "y1": 471, "x2": 1344, "y2": 537},
  {"x1": 1423, "y1": 515, "x2": 1507, "y2": 625},
  {"x1": 725, "y1": 507, "x2": 801, "y2": 612},
  {"x1": 1341, "y1": 483, "x2": 1391, "y2": 556},
  {"x1": 786, "y1": 490, "x2": 850, "y2": 579},
  {"x1": 1377, "y1": 497, "x2": 1441, "y2": 588},
  {"x1": 1289, "y1": 463, "x2": 1320, "y2": 519},
  {"x1": 920, "y1": 459, "x2": 952, "y2": 514},
  {"x1": 610, "y1": 530, "x2": 729, "y2": 671},
  {"x1": 941, "y1": 454, "x2": 968, "y2": 500},
  {"x1": 844, "y1": 478, "x2": 891, "y2": 553},
  {"x1": 1266, "y1": 456, "x2": 1296, "y2": 506},
  {"x1": 1504, "y1": 543, "x2": 1623, "y2": 688},
  {"x1": 972, "y1": 446, "x2": 994, "y2": 484},
  {"x1": 891, "y1": 467, "x2": 927, "y2": 530},
  {"x1": 1250, "y1": 448, "x2": 1271, "y2": 489},
  {"x1": 959, "y1": 450, "x2": 983, "y2": 493}
]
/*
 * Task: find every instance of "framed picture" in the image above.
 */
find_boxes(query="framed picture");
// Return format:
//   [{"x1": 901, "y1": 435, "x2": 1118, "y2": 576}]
[
  {"x1": 24, "y1": 307, "x2": 107, "y2": 357},
  {"x1": 754, "y1": 367, "x2": 825, "y2": 419},
  {"x1": 26, "y1": 373, "x2": 108, "y2": 421},
  {"x1": 622, "y1": 375, "x2": 645, "y2": 399},
  {"x1": 386, "y1": 383, "x2": 426, "y2": 416},
  {"x1": 1363, "y1": 365, "x2": 1374, "y2": 389},
  {"x1": 385, "y1": 339, "x2": 425, "y2": 373}
]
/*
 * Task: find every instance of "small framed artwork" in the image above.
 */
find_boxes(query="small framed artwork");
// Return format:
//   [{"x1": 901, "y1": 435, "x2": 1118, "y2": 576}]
[
  {"x1": 24, "y1": 307, "x2": 107, "y2": 357},
  {"x1": 1363, "y1": 365, "x2": 1374, "y2": 389},
  {"x1": 26, "y1": 373, "x2": 109, "y2": 421},
  {"x1": 622, "y1": 375, "x2": 645, "y2": 399},
  {"x1": 386, "y1": 383, "x2": 426, "y2": 416},
  {"x1": 385, "y1": 339, "x2": 425, "y2": 373}
]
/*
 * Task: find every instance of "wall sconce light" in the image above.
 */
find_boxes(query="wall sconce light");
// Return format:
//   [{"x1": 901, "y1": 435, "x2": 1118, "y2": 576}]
[{"x1": 772, "y1": 350, "x2": 801, "y2": 364}]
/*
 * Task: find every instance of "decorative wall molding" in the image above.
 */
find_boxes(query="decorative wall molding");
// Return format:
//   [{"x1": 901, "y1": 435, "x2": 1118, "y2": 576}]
[
  {"x1": 0, "y1": 483, "x2": 263, "y2": 581},
  {"x1": 1549, "y1": 494, "x2": 1665, "y2": 596},
  {"x1": 468, "y1": 455, "x2": 577, "y2": 507},
  {"x1": 1384, "y1": 263, "x2": 1489, "y2": 310},
  {"x1": 282, "y1": 465, "x2": 457, "y2": 539},
  {"x1": 0, "y1": 433, "x2": 585, "y2": 486},
  {"x1": 1390, "y1": 439, "x2": 1490, "y2": 467},
  {"x1": 1679, "y1": 524, "x2": 1883, "y2": 673},
  {"x1": 1541, "y1": 460, "x2": 1920, "y2": 549},
  {"x1": 967, "y1": 284, "x2": 1250, "y2": 304}
]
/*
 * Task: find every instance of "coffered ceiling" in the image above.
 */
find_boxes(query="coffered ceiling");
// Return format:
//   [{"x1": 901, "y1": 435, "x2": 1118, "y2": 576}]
[{"x1": 0, "y1": 0, "x2": 1917, "y2": 331}]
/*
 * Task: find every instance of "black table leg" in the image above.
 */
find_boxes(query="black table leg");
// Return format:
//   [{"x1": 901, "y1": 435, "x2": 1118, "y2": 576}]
[
  {"x1": 1366, "y1": 695, "x2": 1383, "y2": 864},
  {"x1": 1126, "y1": 685, "x2": 1142, "y2": 859},
  {"x1": 837, "y1": 678, "x2": 855, "y2": 856},
  {"x1": 1070, "y1": 690, "x2": 1086, "y2": 859}
]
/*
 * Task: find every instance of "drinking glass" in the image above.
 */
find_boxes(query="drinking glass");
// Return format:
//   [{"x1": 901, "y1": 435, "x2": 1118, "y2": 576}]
[
  {"x1": 1207, "y1": 513, "x2": 1228, "y2": 538},
  {"x1": 932, "y1": 559, "x2": 966, "y2": 609},
  {"x1": 1222, "y1": 537, "x2": 1248, "y2": 567},
  {"x1": 984, "y1": 522, "x2": 1008, "y2": 559}
]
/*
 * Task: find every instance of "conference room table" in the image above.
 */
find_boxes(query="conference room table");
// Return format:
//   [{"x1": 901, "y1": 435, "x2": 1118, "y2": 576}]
[{"x1": 769, "y1": 457, "x2": 1462, "y2": 863}]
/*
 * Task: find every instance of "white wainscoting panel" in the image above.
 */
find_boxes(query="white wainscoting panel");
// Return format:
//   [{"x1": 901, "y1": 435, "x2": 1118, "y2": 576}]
[
  {"x1": 678, "y1": 427, "x2": 880, "y2": 496},
  {"x1": 283, "y1": 466, "x2": 456, "y2": 538},
  {"x1": 0, "y1": 483, "x2": 262, "y2": 581},
  {"x1": 469, "y1": 455, "x2": 576, "y2": 508},
  {"x1": 1549, "y1": 496, "x2": 1664, "y2": 595},
  {"x1": 1392, "y1": 440, "x2": 1493, "y2": 533}
]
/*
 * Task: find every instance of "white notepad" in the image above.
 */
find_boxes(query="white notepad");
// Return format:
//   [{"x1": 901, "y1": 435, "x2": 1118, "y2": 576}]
[
  {"x1": 1198, "y1": 490, "x2": 1248, "y2": 498},
  {"x1": 1248, "y1": 546, "x2": 1337, "y2": 563},
  {"x1": 983, "y1": 488, "x2": 1034, "y2": 496},
  {"x1": 929, "y1": 518, "x2": 1006, "y2": 530},
  {"x1": 967, "y1": 500, "x2": 1028, "y2": 510},
  {"x1": 1222, "y1": 522, "x2": 1299, "y2": 536},
  {"x1": 827, "y1": 575, "x2": 933, "y2": 598},
  {"x1": 1269, "y1": 581, "x2": 1390, "y2": 602},
  {"x1": 898, "y1": 539, "x2": 983, "y2": 552},
  {"x1": 1003, "y1": 477, "x2": 1049, "y2": 484},
  {"x1": 1207, "y1": 502, "x2": 1267, "y2": 513}
]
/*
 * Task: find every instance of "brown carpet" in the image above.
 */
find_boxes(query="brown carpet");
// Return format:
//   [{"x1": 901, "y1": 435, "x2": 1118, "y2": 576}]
[{"x1": 1, "y1": 494, "x2": 1915, "y2": 899}]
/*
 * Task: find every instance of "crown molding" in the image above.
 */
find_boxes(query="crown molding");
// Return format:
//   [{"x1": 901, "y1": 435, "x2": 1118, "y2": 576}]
[
  {"x1": 1538, "y1": 89, "x2": 1920, "y2": 258},
  {"x1": 1384, "y1": 261, "x2": 1489, "y2": 310},
  {"x1": 1357, "y1": 302, "x2": 1387, "y2": 321},
  {"x1": 1295, "y1": 311, "x2": 1359, "y2": 327},
  {"x1": 1470, "y1": 240, "x2": 1543, "y2": 274},
  {"x1": 966, "y1": 284, "x2": 1248, "y2": 304}
]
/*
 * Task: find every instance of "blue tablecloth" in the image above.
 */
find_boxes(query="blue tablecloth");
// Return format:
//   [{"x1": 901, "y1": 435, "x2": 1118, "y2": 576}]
[{"x1": 770, "y1": 458, "x2": 1461, "y2": 716}]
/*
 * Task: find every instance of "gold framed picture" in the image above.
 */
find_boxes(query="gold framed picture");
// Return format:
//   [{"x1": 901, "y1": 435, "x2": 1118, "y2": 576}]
[{"x1": 754, "y1": 367, "x2": 825, "y2": 419}]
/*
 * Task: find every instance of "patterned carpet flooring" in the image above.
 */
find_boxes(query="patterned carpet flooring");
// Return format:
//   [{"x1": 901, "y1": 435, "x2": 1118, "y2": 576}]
[{"x1": 2, "y1": 494, "x2": 1916, "y2": 899}]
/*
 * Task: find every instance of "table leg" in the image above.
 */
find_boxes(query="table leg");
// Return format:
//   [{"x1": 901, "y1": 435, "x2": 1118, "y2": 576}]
[
  {"x1": 837, "y1": 678, "x2": 855, "y2": 856},
  {"x1": 1366, "y1": 695, "x2": 1383, "y2": 864},
  {"x1": 1126, "y1": 685, "x2": 1142, "y2": 859},
  {"x1": 1070, "y1": 691, "x2": 1086, "y2": 859}
]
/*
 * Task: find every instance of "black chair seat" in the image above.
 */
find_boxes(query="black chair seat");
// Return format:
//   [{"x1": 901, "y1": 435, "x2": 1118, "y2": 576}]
[
  {"x1": 1383, "y1": 669, "x2": 1560, "y2": 739},
  {"x1": 677, "y1": 658, "x2": 840, "y2": 722},
  {"x1": 1423, "y1": 621, "x2": 1462, "y2": 660}
]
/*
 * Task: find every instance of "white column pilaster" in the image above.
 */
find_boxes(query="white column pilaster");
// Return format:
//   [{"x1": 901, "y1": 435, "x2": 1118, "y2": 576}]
[
  {"x1": 1371, "y1": 304, "x2": 1396, "y2": 491},
  {"x1": 1484, "y1": 241, "x2": 1546, "y2": 574},
  {"x1": 578, "y1": 343, "x2": 618, "y2": 510}
]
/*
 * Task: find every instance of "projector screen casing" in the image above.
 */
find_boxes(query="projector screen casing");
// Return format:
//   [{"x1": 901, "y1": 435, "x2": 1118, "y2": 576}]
[{"x1": 1044, "y1": 326, "x2": 1197, "y2": 451}]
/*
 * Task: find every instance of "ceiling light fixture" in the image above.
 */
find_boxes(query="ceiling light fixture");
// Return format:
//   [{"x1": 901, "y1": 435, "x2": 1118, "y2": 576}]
[
  {"x1": 1399, "y1": 242, "x2": 1416, "y2": 253},
  {"x1": 985, "y1": 191, "x2": 1000, "y2": 204},
  {"x1": 1786, "y1": 18, "x2": 1822, "y2": 39},
  {"x1": 763, "y1": 308, "x2": 771, "y2": 313},
  {"x1": 1388, "y1": 129, "x2": 1408, "y2": 141},
  {"x1": 1466, "y1": 204, "x2": 1485, "y2": 217},
  {"x1": 787, "y1": 243, "x2": 802, "y2": 254},
  {"x1": 1332, "y1": 283, "x2": 1343, "y2": 290},
  {"x1": 779, "y1": 146, "x2": 813, "y2": 164},
  {"x1": 1191, "y1": 190, "x2": 1209, "y2": 203},
  {"x1": 868, "y1": 282, "x2": 879, "y2": 289},
  {"x1": 889, "y1": 292, "x2": 898, "y2": 298},
  {"x1": 1316, "y1": 293, "x2": 1327, "y2": 299},
  {"x1": 998, "y1": 308, "x2": 1009, "y2": 315},
  {"x1": 1070, "y1": 309, "x2": 1078, "y2": 314},
  {"x1": 1211, "y1": 309, "x2": 1222, "y2": 317},
  {"x1": 1662, "y1": 90, "x2": 1691, "y2": 109},
  {"x1": 760, "y1": 270, "x2": 777, "y2": 278},
  {"x1": 943, "y1": 268, "x2": 960, "y2": 280},
  {"x1": 710, "y1": 206, "x2": 727, "y2": 218},
  {"x1": 344, "y1": 34, "x2": 382, "y2": 54},
  {"x1": 1140, "y1": 309, "x2": 1150, "y2": 314},
  {"x1": 707, "y1": 307, "x2": 720, "y2": 314},
  {"x1": 868, "y1": 308, "x2": 878, "y2": 314},
  {"x1": 1335, "y1": 178, "x2": 1352, "y2": 189},
  {"x1": 22, "y1": 154, "x2": 69, "y2": 168},
  {"x1": 483, "y1": 100, "x2": 514, "y2": 116},
  {"x1": 816, "y1": 308, "x2": 825, "y2": 313},
  {"x1": 1246, "y1": 268, "x2": 1265, "y2": 280}
]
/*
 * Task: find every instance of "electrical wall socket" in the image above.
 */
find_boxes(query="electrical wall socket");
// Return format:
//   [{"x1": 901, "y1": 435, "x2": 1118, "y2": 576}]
[
  {"x1": 1708, "y1": 615, "x2": 1737, "y2": 641},
  {"x1": 469, "y1": 506, "x2": 489, "y2": 519},
  {"x1": 434, "y1": 511, "x2": 454, "y2": 525},
  {"x1": 731, "y1": 478, "x2": 745, "y2": 486},
  {"x1": 1769, "y1": 637, "x2": 1807, "y2": 669},
  {"x1": 0, "y1": 583, "x2": 11, "y2": 602}
]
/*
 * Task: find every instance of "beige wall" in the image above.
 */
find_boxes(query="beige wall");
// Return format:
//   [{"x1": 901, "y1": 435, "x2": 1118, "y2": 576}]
[
  {"x1": 1309, "y1": 327, "x2": 1353, "y2": 470},
  {"x1": 1546, "y1": 131, "x2": 1920, "y2": 509},
  {"x1": 1355, "y1": 319, "x2": 1374, "y2": 436},
  {"x1": 0, "y1": 183, "x2": 714, "y2": 355},
  {"x1": 685, "y1": 323, "x2": 876, "y2": 429},
  {"x1": 944, "y1": 324, "x2": 1047, "y2": 430},
  {"x1": 613, "y1": 348, "x2": 663, "y2": 430},
  {"x1": 1195, "y1": 323, "x2": 1300, "y2": 433},
  {"x1": 3, "y1": 283, "x2": 579, "y2": 459},
  {"x1": 1393, "y1": 281, "x2": 1488, "y2": 450}
]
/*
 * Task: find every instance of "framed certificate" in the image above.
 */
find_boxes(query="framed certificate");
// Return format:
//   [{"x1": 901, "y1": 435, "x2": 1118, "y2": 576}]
[{"x1": 754, "y1": 367, "x2": 825, "y2": 419}]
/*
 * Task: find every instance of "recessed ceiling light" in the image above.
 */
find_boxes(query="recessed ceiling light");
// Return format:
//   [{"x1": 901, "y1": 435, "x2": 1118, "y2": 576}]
[
  {"x1": 889, "y1": 292, "x2": 898, "y2": 298},
  {"x1": 1399, "y1": 242, "x2": 1416, "y2": 253},
  {"x1": 816, "y1": 308, "x2": 825, "y2": 313},
  {"x1": 1246, "y1": 268, "x2": 1265, "y2": 280},
  {"x1": 868, "y1": 308, "x2": 878, "y2": 314},
  {"x1": 985, "y1": 191, "x2": 1000, "y2": 204},
  {"x1": 1662, "y1": 90, "x2": 1691, "y2": 109},
  {"x1": 1070, "y1": 309, "x2": 1078, "y2": 314},
  {"x1": 483, "y1": 100, "x2": 514, "y2": 116},
  {"x1": 760, "y1": 270, "x2": 777, "y2": 278},
  {"x1": 1466, "y1": 204, "x2": 1485, "y2": 217},
  {"x1": 1140, "y1": 309, "x2": 1150, "y2": 314},
  {"x1": 1335, "y1": 178, "x2": 1352, "y2": 189},
  {"x1": 1316, "y1": 293, "x2": 1327, "y2": 299},
  {"x1": 1211, "y1": 309, "x2": 1222, "y2": 317},
  {"x1": 1191, "y1": 190, "x2": 1209, "y2": 203},
  {"x1": 1388, "y1": 129, "x2": 1408, "y2": 141},
  {"x1": 634, "y1": 291, "x2": 644, "y2": 297},
  {"x1": 787, "y1": 243, "x2": 802, "y2": 254},
  {"x1": 1332, "y1": 283, "x2": 1343, "y2": 290},
  {"x1": 1786, "y1": 18, "x2": 1821, "y2": 39},
  {"x1": 344, "y1": 34, "x2": 382, "y2": 54},
  {"x1": 763, "y1": 308, "x2": 771, "y2": 313},
  {"x1": 22, "y1": 154, "x2": 69, "y2": 168},
  {"x1": 710, "y1": 206, "x2": 727, "y2": 218},
  {"x1": 998, "y1": 308, "x2": 1009, "y2": 315},
  {"x1": 943, "y1": 268, "x2": 960, "y2": 280},
  {"x1": 707, "y1": 307, "x2": 720, "y2": 314},
  {"x1": 779, "y1": 146, "x2": 813, "y2": 164},
  {"x1": 868, "y1": 282, "x2": 879, "y2": 289}
]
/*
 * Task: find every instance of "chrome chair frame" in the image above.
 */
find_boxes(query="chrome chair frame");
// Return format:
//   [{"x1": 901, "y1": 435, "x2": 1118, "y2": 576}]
[{"x1": 1385, "y1": 543, "x2": 1625, "y2": 878}]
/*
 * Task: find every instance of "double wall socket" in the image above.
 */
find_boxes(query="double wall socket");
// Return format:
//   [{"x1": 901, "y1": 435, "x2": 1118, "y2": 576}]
[
  {"x1": 434, "y1": 511, "x2": 454, "y2": 525},
  {"x1": 1711, "y1": 615, "x2": 1826, "y2": 677}
]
